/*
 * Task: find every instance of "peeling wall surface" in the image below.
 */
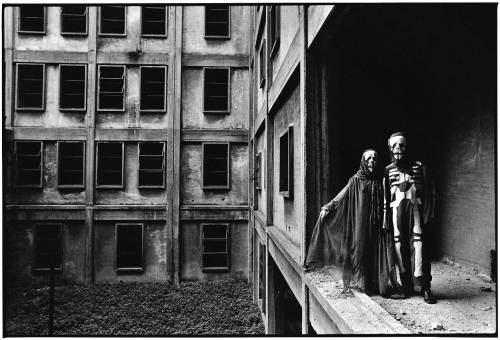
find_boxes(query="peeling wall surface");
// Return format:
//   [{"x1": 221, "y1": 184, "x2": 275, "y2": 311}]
[
  {"x1": 272, "y1": 84, "x2": 303, "y2": 248},
  {"x1": 179, "y1": 222, "x2": 248, "y2": 281}
]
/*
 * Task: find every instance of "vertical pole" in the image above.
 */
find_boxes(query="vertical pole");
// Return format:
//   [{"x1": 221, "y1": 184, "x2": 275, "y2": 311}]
[{"x1": 48, "y1": 266, "x2": 55, "y2": 335}]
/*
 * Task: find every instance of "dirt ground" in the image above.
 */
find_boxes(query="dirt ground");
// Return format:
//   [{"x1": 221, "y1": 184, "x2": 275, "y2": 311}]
[{"x1": 371, "y1": 260, "x2": 496, "y2": 334}]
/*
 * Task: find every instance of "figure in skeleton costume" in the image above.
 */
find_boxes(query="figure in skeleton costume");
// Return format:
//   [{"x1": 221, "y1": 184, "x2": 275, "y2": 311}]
[{"x1": 383, "y1": 132, "x2": 436, "y2": 304}]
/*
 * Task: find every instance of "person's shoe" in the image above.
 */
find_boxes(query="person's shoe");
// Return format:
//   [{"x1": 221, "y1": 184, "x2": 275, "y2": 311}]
[{"x1": 422, "y1": 288, "x2": 436, "y2": 304}]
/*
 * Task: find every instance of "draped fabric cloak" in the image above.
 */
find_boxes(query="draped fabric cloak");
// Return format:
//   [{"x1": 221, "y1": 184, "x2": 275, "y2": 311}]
[{"x1": 305, "y1": 157, "x2": 400, "y2": 295}]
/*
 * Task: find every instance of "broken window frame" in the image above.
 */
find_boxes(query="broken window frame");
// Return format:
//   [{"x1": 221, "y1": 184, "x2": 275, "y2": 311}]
[
  {"x1": 139, "y1": 66, "x2": 167, "y2": 113},
  {"x1": 259, "y1": 39, "x2": 266, "y2": 89},
  {"x1": 115, "y1": 223, "x2": 144, "y2": 272},
  {"x1": 18, "y1": 5, "x2": 46, "y2": 35},
  {"x1": 14, "y1": 141, "x2": 43, "y2": 188},
  {"x1": 204, "y1": 5, "x2": 230, "y2": 39},
  {"x1": 59, "y1": 64, "x2": 87, "y2": 111},
  {"x1": 34, "y1": 223, "x2": 63, "y2": 271},
  {"x1": 255, "y1": 152, "x2": 262, "y2": 190},
  {"x1": 141, "y1": 6, "x2": 168, "y2": 37},
  {"x1": 98, "y1": 6, "x2": 127, "y2": 37},
  {"x1": 201, "y1": 223, "x2": 230, "y2": 271},
  {"x1": 279, "y1": 125, "x2": 294, "y2": 199},
  {"x1": 268, "y1": 5, "x2": 280, "y2": 58},
  {"x1": 97, "y1": 65, "x2": 126, "y2": 112},
  {"x1": 15, "y1": 63, "x2": 45, "y2": 111},
  {"x1": 57, "y1": 141, "x2": 85, "y2": 189},
  {"x1": 96, "y1": 142, "x2": 124, "y2": 189},
  {"x1": 138, "y1": 142, "x2": 166, "y2": 189},
  {"x1": 202, "y1": 142, "x2": 230, "y2": 190},
  {"x1": 60, "y1": 6, "x2": 88, "y2": 36},
  {"x1": 203, "y1": 67, "x2": 230, "y2": 114}
]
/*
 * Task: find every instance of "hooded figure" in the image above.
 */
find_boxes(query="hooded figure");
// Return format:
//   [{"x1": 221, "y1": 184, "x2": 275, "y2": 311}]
[{"x1": 305, "y1": 150, "x2": 400, "y2": 295}]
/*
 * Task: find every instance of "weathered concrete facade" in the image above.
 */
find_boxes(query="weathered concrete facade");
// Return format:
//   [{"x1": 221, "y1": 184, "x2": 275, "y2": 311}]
[
  {"x1": 248, "y1": 4, "x2": 496, "y2": 335},
  {"x1": 4, "y1": 5, "x2": 250, "y2": 285}
]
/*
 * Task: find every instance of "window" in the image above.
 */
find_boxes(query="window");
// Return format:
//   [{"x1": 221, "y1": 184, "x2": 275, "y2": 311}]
[
  {"x1": 16, "y1": 63, "x2": 45, "y2": 110},
  {"x1": 58, "y1": 141, "x2": 85, "y2": 188},
  {"x1": 269, "y1": 5, "x2": 280, "y2": 57},
  {"x1": 259, "y1": 39, "x2": 266, "y2": 89},
  {"x1": 18, "y1": 5, "x2": 46, "y2": 34},
  {"x1": 140, "y1": 66, "x2": 167, "y2": 112},
  {"x1": 141, "y1": 6, "x2": 167, "y2": 36},
  {"x1": 96, "y1": 142, "x2": 124, "y2": 188},
  {"x1": 59, "y1": 64, "x2": 87, "y2": 110},
  {"x1": 202, "y1": 143, "x2": 230, "y2": 190},
  {"x1": 138, "y1": 142, "x2": 165, "y2": 188},
  {"x1": 15, "y1": 141, "x2": 43, "y2": 188},
  {"x1": 116, "y1": 224, "x2": 144, "y2": 271},
  {"x1": 34, "y1": 224, "x2": 62, "y2": 270},
  {"x1": 202, "y1": 224, "x2": 229, "y2": 271},
  {"x1": 258, "y1": 242, "x2": 266, "y2": 313},
  {"x1": 204, "y1": 5, "x2": 230, "y2": 39},
  {"x1": 203, "y1": 68, "x2": 230, "y2": 113},
  {"x1": 98, "y1": 65, "x2": 125, "y2": 111},
  {"x1": 279, "y1": 125, "x2": 294, "y2": 198},
  {"x1": 61, "y1": 6, "x2": 87, "y2": 35},
  {"x1": 99, "y1": 6, "x2": 126, "y2": 36},
  {"x1": 255, "y1": 152, "x2": 262, "y2": 190}
]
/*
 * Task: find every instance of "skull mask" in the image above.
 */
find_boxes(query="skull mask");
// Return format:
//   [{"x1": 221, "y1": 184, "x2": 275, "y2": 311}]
[
  {"x1": 388, "y1": 133, "x2": 407, "y2": 164},
  {"x1": 363, "y1": 150, "x2": 377, "y2": 173}
]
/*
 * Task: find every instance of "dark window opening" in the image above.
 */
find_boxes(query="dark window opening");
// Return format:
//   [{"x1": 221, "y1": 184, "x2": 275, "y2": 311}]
[
  {"x1": 140, "y1": 66, "x2": 166, "y2": 111},
  {"x1": 100, "y1": 6, "x2": 126, "y2": 35},
  {"x1": 61, "y1": 6, "x2": 87, "y2": 35},
  {"x1": 202, "y1": 224, "x2": 229, "y2": 270},
  {"x1": 258, "y1": 242, "x2": 266, "y2": 313},
  {"x1": 269, "y1": 5, "x2": 280, "y2": 57},
  {"x1": 34, "y1": 224, "x2": 62, "y2": 270},
  {"x1": 255, "y1": 152, "x2": 262, "y2": 190},
  {"x1": 98, "y1": 65, "x2": 125, "y2": 111},
  {"x1": 16, "y1": 64, "x2": 44, "y2": 110},
  {"x1": 58, "y1": 142, "x2": 84, "y2": 188},
  {"x1": 19, "y1": 6, "x2": 45, "y2": 33},
  {"x1": 142, "y1": 6, "x2": 167, "y2": 36},
  {"x1": 279, "y1": 126, "x2": 293, "y2": 198},
  {"x1": 138, "y1": 142, "x2": 165, "y2": 188},
  {"x1": 205, "y1": 5, "x2": 230, "y2": 38},
  {"x1": 204, "y1": 68, "x2": 229, "y2": 113},
  {"x1": 116, "y1": 224, "x2": 143, "y2": 270},
  {"x1": 15, "y1": 141, "x2": 42, "y2": 187},
  {"x1": 59, "y1": 65, "x2": 86, "y2": 110},
  {"x1": 96, "y1": 142, "x2": 123, "y2": 187},
  {"x1": 259, "y1": 40, "x2": 266, "y2": 88},
  {"x1": 203, "y1": 143, "x2": 229, "y2": 189}
]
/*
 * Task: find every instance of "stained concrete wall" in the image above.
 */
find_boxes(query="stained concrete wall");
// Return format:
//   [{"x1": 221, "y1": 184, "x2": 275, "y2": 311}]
[
  {"x1": 181, "y1": 68, "x2": 249, "y2": 130},
  {"x1": 269, "y1": 6, "x2": 300, "y2": 81},
  {"x1": 179, "y1": 221, "x2": 248, "y2": 280},
  {"x1": 4, "y1": 221, "x2": 86, "y2": 286},
  {"x1": 6, "y1": 141, "x2": 86, "y2": 204},
  {"x1": 95, "y1": 143, "x2": 167, "y2": 205},
  {"x1": 180, "y1": 143, "x2": 248, "y2": 205},
  {"x1": 272, "y1": 83, "x2": 303, "y2": 248},
  {"x1": 182, "y1": 6, "x2": 250, "y2": 55},
  {"x1": 13, "y1": 6, "x2": 88, "y2": 52},
  {"x1": 94, "y1": 221, "x2": 168, "y2": 282}
]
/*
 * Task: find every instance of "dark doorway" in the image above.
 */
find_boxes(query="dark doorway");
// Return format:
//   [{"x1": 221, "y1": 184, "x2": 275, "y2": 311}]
[{"x1": 306, "y1": 4, "x2": 496, "y2": 266}]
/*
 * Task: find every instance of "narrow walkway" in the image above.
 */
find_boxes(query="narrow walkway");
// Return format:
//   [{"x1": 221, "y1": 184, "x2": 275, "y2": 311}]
[{"x1": 371, "y1": 260, "x2": 496, "y2": 334}]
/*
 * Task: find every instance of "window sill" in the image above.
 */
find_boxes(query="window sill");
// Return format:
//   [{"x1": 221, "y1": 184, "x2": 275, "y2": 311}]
[
  {"x1": 58, "y1": 185, "x2": 85, "y2": 190},
  {"x1": 116, "y1": 267, "x2": 144, "y2": 274},
  {"x1": 61, "y1": 32, "x2": 88, "y2": 37},
  {"x1": 15, "y1": 107, "x2": 45, "y2": 111},
  {"x1": 18, "y1": 30, "x2": 46, "y2": 35},
  {"x1": 96, "y1": 185, "x2": 124, "y2": 189},
  {"x1": 97, "y1": 108, "x2": 125, "y2": 112},
  {"x1": 139, "y1": 109, "x2": 167, "y2": 113},
  {"x1": 14, "y1": 184, "x2": 43, "y2": 189},
  {"x1": 141, "y1": 34, "x2": 168, "y2": 38},
  {"x1": 202, "y1": 267, "x2": 230, "y2": 272},
  {"x1": 202, "y1": 186, "x2": 230, "y2": 191},
  {"x1": 98, "y1": 33, "x2": 127, "y2": 37},
  {"x1": 204, "y1": 35, "x2": 231, "y2": 40},
  {"x1": 59, "y1": 107, "x2": 87, "y2": 112},
  {"x1": 203, "y1": 110, "x2": 230, "y2": 115},
  {"x1": 138, "y1": 185, "x2": 165, "y2": 189},
  {"x1": 34, "y1": 267, "x2": 62, "y2": 273}
]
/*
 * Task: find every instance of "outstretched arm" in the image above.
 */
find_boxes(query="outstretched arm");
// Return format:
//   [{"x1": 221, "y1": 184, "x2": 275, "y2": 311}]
[{"x1": 319, "y1": 181, "x2": 350, "y2": 219}]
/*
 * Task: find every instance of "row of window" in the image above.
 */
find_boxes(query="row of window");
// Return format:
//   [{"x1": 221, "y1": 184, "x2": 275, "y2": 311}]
[
  {"x1": 15, "y1": 64, "x2": 230, "y2": 113},
  {"x1": 34, "y1": 223, "x2": 230, "y2": 271},
  {"x1": 18, "y1": 5, "x2": 230, "y2": 39},
  {"x1": 258, "y1": 6, "x2": 281, "y2": 89},
  {"x1": 14, "y1": 141, "x2": 231, "y2": 189}
]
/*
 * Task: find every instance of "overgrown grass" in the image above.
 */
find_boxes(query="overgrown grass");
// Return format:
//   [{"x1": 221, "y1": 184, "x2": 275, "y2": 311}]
[{"x1": 4, "y1": 279, "x2": 265, "y2": 336}]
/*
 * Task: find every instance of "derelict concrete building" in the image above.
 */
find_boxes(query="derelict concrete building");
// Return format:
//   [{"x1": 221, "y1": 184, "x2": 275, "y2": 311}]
[
  {"x1": 248, "y1": 4, "x2": 495, "y2": 334},
  {"x1": 4, "y1": 5, "x2": 251, "y2": 285}
]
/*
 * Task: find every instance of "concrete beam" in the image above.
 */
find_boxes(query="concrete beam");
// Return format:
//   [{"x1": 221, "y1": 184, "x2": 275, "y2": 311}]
[
  {"x1": 182, "y1": 53, "x2": 249, "y2": 68},
  {"x1": 182, "y1": 129, "x2": 248, "y2": 143}
]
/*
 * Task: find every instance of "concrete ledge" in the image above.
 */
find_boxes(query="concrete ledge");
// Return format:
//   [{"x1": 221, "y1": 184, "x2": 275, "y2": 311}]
[{"x1": 305, "y1": 267, "x2": 411, "y2": 334}]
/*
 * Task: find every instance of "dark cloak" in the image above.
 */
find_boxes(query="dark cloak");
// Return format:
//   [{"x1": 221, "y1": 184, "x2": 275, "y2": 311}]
[{"x1": 305, "y1": 155, "x2": 400, "y2": 295}]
